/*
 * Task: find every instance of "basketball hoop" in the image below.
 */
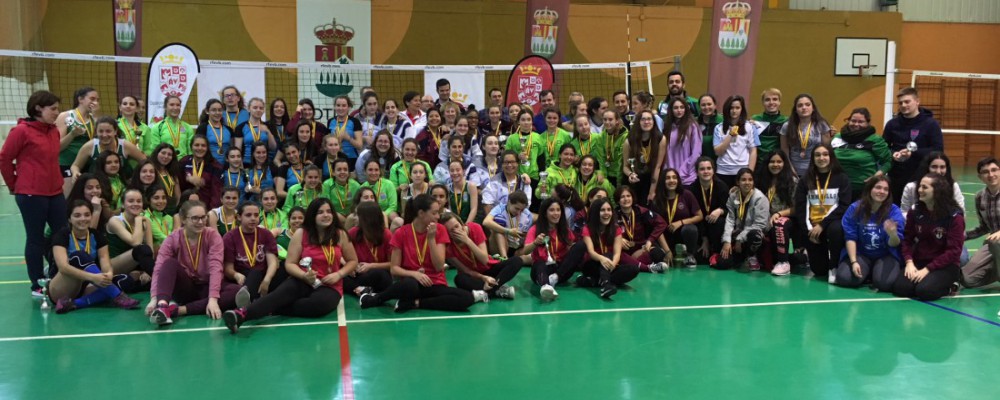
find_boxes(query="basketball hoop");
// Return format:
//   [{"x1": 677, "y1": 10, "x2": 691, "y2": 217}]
[{"x1": 859, "y1": 64, "x2": 877, "y2": 79}]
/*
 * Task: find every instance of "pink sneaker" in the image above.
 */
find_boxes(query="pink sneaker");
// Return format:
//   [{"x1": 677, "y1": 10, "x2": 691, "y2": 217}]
[
  {"x1": 771, "y1": 262, "x2": 791, "y2": 276},
  {"x1": 112, "y1": 293, "x2": 140, "y2": 310}
]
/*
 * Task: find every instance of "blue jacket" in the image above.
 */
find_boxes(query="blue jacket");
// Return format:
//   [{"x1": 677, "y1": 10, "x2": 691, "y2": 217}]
[{"x1": 840, "y1": 201, "x2": 906, "y2": 263}]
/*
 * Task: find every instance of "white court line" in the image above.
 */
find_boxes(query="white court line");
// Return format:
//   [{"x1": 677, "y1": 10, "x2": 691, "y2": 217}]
[
  {"x1": 337, "y1": 298, "x2": 347, "y2": 327},
  {"x1": 3, "y1": 293, "x2": 999, "y2": 343}
]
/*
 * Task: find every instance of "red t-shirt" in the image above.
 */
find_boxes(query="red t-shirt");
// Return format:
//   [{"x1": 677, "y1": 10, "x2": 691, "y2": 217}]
[
  {"x1": 525, "y1": 226, "x2": 576, "y2": 264},
  {"x1": 390, "y1": 223, "x2": 451, "y2": 286},
  {"x1": 223, "y1": 227, "x2": 278, "y2": 274},
  {"x1": 446, "y1": 222, "x2": 489, "y2": 273},
  {"x1": 581, "y1": 225, "x2": 623, "y2": 256},
  {"x1": 348, "y1": 227, "x2": 392, "y2": 264},
  {"x1": 299, "y1": 230, "x2": 343, "y2": 294}
]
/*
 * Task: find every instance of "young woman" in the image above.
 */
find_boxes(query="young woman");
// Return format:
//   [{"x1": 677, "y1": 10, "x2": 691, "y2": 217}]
[
  {"x1": 483, "y1": 191, "x2": 534, "y2": 260},
  {"x1": 150, "y1": 143, "x2": 182, "y2": 214},
  {"x1": 267, "y1": 98, "x2": 290, "y2": 143},
  {"x1": 438, "y1": 116, "x2": 481, "y2": 163},
  {"x1": 630, "y1": 91, "x2": 664, "y2": 131},
  {"x1": 580, "y1": 198, "x2": 640, "y2": 298},
  {"x1": 662, "y1": 98, "x2": 703, "y2": 185},
  {"x1": 697, "y1": 94, "x2": 723, "y2": 159},
  {"x1": 832, "y1": 107, "x2": 892, "y2": 193},
  {"x1": 93, "y1": 151, "x2": 127, "y2": 211},
  {"x1": 716, "y1": 168, "x2": 770, "y2": 270},
  {"x1": 322, "y1": 158, "x2": 361, "y2": 221},
  {"x1": 576, "y1": 155, "x2": 613, "y2": 205},
  {"x1": 210, "y1": 186, "x2": 241, "y2": 236},
  {"x1": 380, "y1": 99, "x2": 414, "y2": 147},
  {"x1": 48, "y1": 200, "x2": 141, "y2": 313},
  {"x1": 245, "y1": 141, "x2": 276, "y2": 200},
  {"x1": 522, "y1": 198, "x2": 586, "y2": 301},
  {"x1": 794, "y1": 144, "x2": 852, "y2": 281},
  {"x1": 360, "y1": 159, "x2": 400, "y2": 225},
  {"x1": 900, "y1": 152, "x2": 965, "y2": 216},
  {"x1": 117, "y1": 95, "x2": 147, "y2": 147},
  {"x1": 755, "y1": 151, "x2": 798, "y2": 275},
  {"x1": 655, "y1": 168, "x2": 704, "y2": 267},
  {"x1": 893, "y1": 173, "x2": 964, "y2": 301},
  {"x1": 689, "y1": 157, "x2": 729, "y2": 264},
  {"x1": 355, "y1": 131, "x2": 400, "y2": 177},
  {"x1": 441, "y1": 101, "x2": 461, "y2": 131},
  {"x1": 345, "y1": 187, "x2": 381, "y2": 231},
  {"x1": 780, "y1": 94, "x2": 832, "y2": 177},
  {"x1": 223, "y1": 202, "x2": 282, "y2": 301},
  {"x1": 128, "y1": 159, "x2": 158, "y2": 194},
  {"x1": 358, "y1": 194, "x2": 475, "y2": 312},
  {"x1": 105, "y1": 189, "x2": 155, "y2": 292},
  {"x1": 148, "y1": 200, "x2": 242, "y2": 325},
  {"x1": 430, "y1": 184, "x2": 451, "y2": 213},
  {"x1": 602, "y1": 110, "x2": 628, "y2": 186},
  {"x1": 622, "y1": 110, "x2": 665, "y2": 204},
  {"x1": 442, "y1": 212, "x2": 520, "y2": 301},
  {"x1": 538, "y1": 144, "x2": 578, "y2": 201},
  {"x1": 615, "y1": 186, "x2": 669, "y2": 272},
  {"x1": 221, "y1": 85, "x2": 250, "y2": 132},
  {"x1": 259, "y1": 188, "x2": 288, "y2": 237},
  {"x1": 570, "y1": 115, "x2": 605, "y2": 170},
  {"x1": 68, "y1": 173, "x2": 113, "y2": 230},
  {"x1": 58, "y1": 87, "x2": 99, "y2": 193},
  {"x1": 713, "y1": 95, "x2": 758, "y2": 187},
  {"x1": 345, "y1": 202, "x2": 394, "y2": 297},
  {"x1": 538, "y1": 108, "x2": 572, "y2": 168},
  {"x1": 179, "y1": 135, "x2": 223, "y2": 209},
  {"x1": 559, "y1": 184, "x2": 590, "y2": 237},
  {"x1": 221, "y1": 147, "x2": 249, "y2": 200},
  {"x1": 328, "y1": 96, "x2": 364, "y2": 170},
  {"x1": 505, "y1": 110, "x2": 544, "y2": 184},
  {"x1": 288, "y1": 120, "x2": 319, "y2": 164},
  {"x1": 482, "y1": 105, "x2": 511, "y2": 145},
  {"x1": 315, "y1": 134, "x2": 345, "y2": 180},
  {"x1": 474, "y1": 134, "x2": 503, "y2": 184},
  {"x1": 69, "y1": 116, "x2": 145, "y2": 179},
  {"x1": 287, "y1": 99, "x2": 330, "y2": 148},
  {"x1": 144, "y1": 96, "x2": 195, "y2": 157},
  {"x1": 482, "y1": 151, "x2": 533, "y2": 215},
  {"x1": 197, "y1": 99, "x2": 233, "y2": 166},
  {"x1": 276, "y1": 207, "x2": 305, "y2": 261},
  {"x1": 144, "y1": 185, "x2": 174, "y2": 251},
  {"x1": 283, "y1": 165, "x2": 325, "y2": 214},
  {"x1": 447, "y1": 160, "x2": 479, "y2": 224},
  {"x1": 434, "y1": 135, "x2": 487, "y2": 187},
  {"x1": 835, "y1": 176, "x2": 905, "y2": 290},
  {"x1": 235, "y1": 98, "x2": 277, "y2": 166},
  {"x1": 275, "y1": 142, "x2": 306, "y2": 202},
  {"x1": 389, "y1": 139, "x2": 432, "y2": 199},
  {"x1": 415, "y1": 108, "x2": 446, "y2": 169},
  {"x1": 400, "y1": 162, "x2": 432, "y2": 213}
]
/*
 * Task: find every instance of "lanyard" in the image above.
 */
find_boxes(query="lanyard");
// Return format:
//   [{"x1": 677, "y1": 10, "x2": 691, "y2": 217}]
[
  {"x1": 71, "y1": 232, "x2": 91, "y2": 254},
  {"x1": 622, "y1": 208, "x2": 635, "y2": 240},
  {"x1": 700, "y1": 181, "x2": 714, "y2": 214},
  {"x1": 75, "y1": 109, "x2": 94, "y2": 139},
  {"x1": 184, "y1": 231, "x2": 203, "y2": 272},
  {"x1": 737, "y1": 190, "x2": 752, "y2": 221},
  {"x1": 412, "y1": 227, "x2": 428, "y2": 266},
  {"x1": 164, "y1": 119, "x2": 180, "y2": 147},
  {"x1": 225, "y1": 111, "x2": 239, "y2": 131},
  {"x1": 666, "y1": 195, "x2": 679, "y2": 223},
  {"x1": 120, "y1": 117, "x2": 138, "y2": 144},
  {"x1": 210, "y1": 123, "x2": 225, "y2": 155},
  {"x1": 239, "y1": 228, "x2": 259, "y2": 269}
]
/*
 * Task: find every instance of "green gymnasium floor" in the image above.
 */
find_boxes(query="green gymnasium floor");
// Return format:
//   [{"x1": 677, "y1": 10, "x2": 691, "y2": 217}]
[{"x1": 0, "y1": 171, "x2": 998, "y2": 400}]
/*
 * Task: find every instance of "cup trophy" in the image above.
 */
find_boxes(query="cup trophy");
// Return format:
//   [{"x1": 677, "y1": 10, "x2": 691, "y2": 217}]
[
  {"x1": 538, "y1": 171, "x2": 549, "y2": 200},
  {"x1": 628, "y1": 158, "x2": 637, "y2": 182},
  {"x1": 544, "y1": 236, "x2": 556, "y2": 266},
  {"x1": 300, "y1": 257, "x2": 322, "y2": 288},
  {"x1": 519, "y1": 135, "x2": 530, "y2": 166},
  {"x1": 626, "y1": 113, "x2": 636, "y2": 125},
  {"x1": 906, "y1": 141, "x2": 918, "y2": 153},
  {"x1": 38, "y1": 279, "x2": 50, "y2": 310}
]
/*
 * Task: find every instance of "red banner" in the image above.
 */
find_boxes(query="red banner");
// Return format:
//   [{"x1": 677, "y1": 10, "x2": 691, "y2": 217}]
[
  {"x1": 112, "y1": 0, "x2": 143, "y2": 103},
  {"x1": 708, "y1": 0, "x2": 763, "y2": 101},
  {"x1": 505, "y1": 56, "x2": 555, "y2": 115}
]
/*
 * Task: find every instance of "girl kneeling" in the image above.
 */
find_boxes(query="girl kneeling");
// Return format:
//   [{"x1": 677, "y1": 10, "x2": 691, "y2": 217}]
[{"x1": 835, "y1": 176, "x2": 905, "y2": 290}]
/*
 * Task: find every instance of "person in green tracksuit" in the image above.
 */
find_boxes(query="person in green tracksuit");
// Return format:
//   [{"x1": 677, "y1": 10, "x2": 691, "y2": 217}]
[
  {"x1": 576, "y1": 154, "x2": 615, "y2": 205},
  {"x1": 751, "y1": 88, "x2": 789, "y2": 167},
  {"x1": 143, "y1": 96, "x2": 195, "y2": 157},
  {"x1": 322, "y1": 158, "x2": 361, "y2": 220},
  {"x1": 569, "y1": 114, "x2": 606, "y2": 176},
  {"x1": 601, "y1": 110, "x2": 629, "y2": 186},
  {"x1": 505, "y1": 110, "x2": 544, "y2": 180},
  {"x1": 282, "y1": 165, "x2": 327, "y2": 214},
  {"x1": 538, "y1": 144, "x2": 579, "y2": 200},
  {"x1": 537, "y1": 108, "x2": 573, "y2": 172},
  {"x1": 832, "y1": 107, "x2": 892, "y2": 193}
]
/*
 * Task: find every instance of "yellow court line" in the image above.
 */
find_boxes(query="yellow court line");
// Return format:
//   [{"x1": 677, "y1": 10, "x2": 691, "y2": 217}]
[
  {"x1": 0, "y1": 280, "x2": 29, "y2": 285},
  {"x1": 0, "y1": 261, "x2": 25, "y2": 266}
]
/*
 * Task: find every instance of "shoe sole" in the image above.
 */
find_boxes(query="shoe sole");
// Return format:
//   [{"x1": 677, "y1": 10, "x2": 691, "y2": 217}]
[
  {"x1": 150, "y1": 310, "x2": 172, "y2": 326},
  {"x1": 771, "y1": 270, "x2": 790, "y2": 276},
  {"x1": 223, "y1": 312, "x2": 240, "y2": 334},
  {"x1": 236, "y1": 286, "x2": 251, "y2": 309},
  {"x1": 500, "y1": 287, "x2": 515, "y2": 300},
  {"x1": 600, "y1": 287, "x2": 618, "y2": 299},
  {"x1": 540, "y1": 287, "x2": 557, "y2": 301}
]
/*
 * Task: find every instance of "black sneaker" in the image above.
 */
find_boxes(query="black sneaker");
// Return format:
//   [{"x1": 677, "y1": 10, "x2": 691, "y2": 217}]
[
  {"x1": 223, "y1": 308, "x2": 246, "y2": 334},
  {"x1": 599, "y1": 282, "x2": 618, "y2": 299},
  {"x1": 575, "y1": 276, "x2": 595, "y2": 287},
  {"x1": 359, "y1": 293, "x2": 378, "y2": 309},
  {"x1": 394, "y1": 299, "x2": 416, "y2": 313}
]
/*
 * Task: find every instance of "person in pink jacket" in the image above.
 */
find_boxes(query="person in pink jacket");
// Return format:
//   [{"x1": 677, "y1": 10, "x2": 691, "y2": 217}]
[{"x1": 146, "y1": 200, "x2": 243, "y2": 325}]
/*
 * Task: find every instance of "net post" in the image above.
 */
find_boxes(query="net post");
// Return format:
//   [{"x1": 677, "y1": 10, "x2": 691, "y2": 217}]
[{"x1": 625, "y1": 62, "x2": 633, "y2": 99}]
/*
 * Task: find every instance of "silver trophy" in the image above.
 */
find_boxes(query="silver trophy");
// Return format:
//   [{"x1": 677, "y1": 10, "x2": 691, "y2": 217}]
[
  {"x1": 906, "y1": 141, "x2": 918, "y2": 153},
  {"x1": 519, "y1": 135, "x2": 530, "y2": 166},
  {"x1": 626, "y1": 113, "x2": 636, "y2": 124},
  {"x1": 300, "y1": 257, "x2": 322, "y2": 288},
  {"x1": 628, "y1": 158, "x2": 637, "y2": 180},
  {"x1": 538, "y1": 171, "x2": 549, "y2": 199},
  {"x1": 544, "y1": 236, "x2": 556, "y2": 265},
  {"x1": 38, "y1": 279, "x2": 50, "y2": 310}
]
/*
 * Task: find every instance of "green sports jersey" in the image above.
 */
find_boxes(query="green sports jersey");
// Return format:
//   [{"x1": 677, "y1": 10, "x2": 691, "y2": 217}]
[
  {"x1": 751, "y1": 112, "x2": 788, "y2": 163},
  {"x1": 143, "y1": 118, "x2": 195, "y2": 157},
  {"x1": 570, "y1": 132, "x2": 607, "y2": 173},
  {"x1": 831, "y1": 127, "x2": 892, "y2": 193},
  {"x1": 601, "y1": 128, "x2": 629, "y2": 180},
  {"x1": 283, "y1": 184, "x2": 327, "y2": 214},
  {"x1": 322, "y1": 178, "x2": 361, "y2": 216},
  {"x1": 361, "y1": 178, "x2": 398, "y2": 214},
  {"x1": 504, "y1": 131, "x2": 544, "y2": 180}
]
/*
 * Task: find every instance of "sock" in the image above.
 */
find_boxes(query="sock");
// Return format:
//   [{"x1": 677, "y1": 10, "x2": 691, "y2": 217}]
[{"x1": 73, "y1": 265, "x2": 124, "y2": 308}]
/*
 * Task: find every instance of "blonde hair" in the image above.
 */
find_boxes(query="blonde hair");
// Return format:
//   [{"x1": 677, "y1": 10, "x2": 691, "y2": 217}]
[{"x1": 761, "y1": 88, "x2": 782, "y2": 101}]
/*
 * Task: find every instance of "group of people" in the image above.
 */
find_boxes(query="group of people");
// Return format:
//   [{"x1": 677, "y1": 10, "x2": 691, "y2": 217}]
[{"x1": 2, "y1": 73, "x2": 998, "y2": 332}]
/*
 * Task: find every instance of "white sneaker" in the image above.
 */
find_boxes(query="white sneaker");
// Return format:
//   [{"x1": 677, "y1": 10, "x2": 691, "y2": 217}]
[
  {"x1": 472, "y1": 290, "x2": 489, "y2": 303},
  {"x1": 828, "y1": 271, "x2": 837, "y2": 284},
  {"x1": 649, "y1": 262, "x2": 668, "y2": 273},
  {"x1": 235, "y1": 286, "x2": 251, "y2": 309},
  {"x1": 771, "y1": 262, "x2": 791, "y2": 276},
  {"x1": 540, "y1": 284, "x2": 558, "y2": 301},
  {"x1": 496, "y1": 285, "x2": 516, "y2": 300},
  {"x1": 547, "y1": 273, "x2": 559, "y2": 286}
]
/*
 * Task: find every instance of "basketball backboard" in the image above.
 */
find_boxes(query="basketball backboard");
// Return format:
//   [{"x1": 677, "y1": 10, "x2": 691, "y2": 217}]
[{"x1": 835, "y1": 38, "x2": 888, "y2": 76}]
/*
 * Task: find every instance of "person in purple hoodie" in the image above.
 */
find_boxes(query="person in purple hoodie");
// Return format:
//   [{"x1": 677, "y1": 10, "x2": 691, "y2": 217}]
[
  {"x1": 893, "y1": 173, "x2": 964, "y2": 301},
  {"x1": 883, "y1": 87, "x2": 944, "y2": 204}
]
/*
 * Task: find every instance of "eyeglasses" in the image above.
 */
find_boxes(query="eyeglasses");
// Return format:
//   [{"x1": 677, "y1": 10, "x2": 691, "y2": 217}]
[
  {"x1": 187, "y1": 215, "x2": 208, "y2": 221},
  {"x1": 224, "y1": 93, "x2": 237, "y2": 99}
]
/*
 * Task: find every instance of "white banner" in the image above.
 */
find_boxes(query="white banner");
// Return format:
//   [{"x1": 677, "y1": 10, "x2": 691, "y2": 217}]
[
  {"x1": 146, "y1": 43, "x2": 200, "y2": 124},
  {"x1": 424, "y1": 70, "x2": 485, "y2": 111},
  {"x1": 197, "y1": 66, "x2": 266, "y2": 117},
  {"x1": 296, "y1": 0, "x2": 371, "y2": 122}
]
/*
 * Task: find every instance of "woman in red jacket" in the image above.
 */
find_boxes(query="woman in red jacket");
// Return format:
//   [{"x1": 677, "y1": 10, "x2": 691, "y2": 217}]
[
  {"x1": 893, "y1": 173, "x2": 964, "y2": 301},
  {"x1": 0, "y1": 91, "x2": 67, "y2": 297},
  {"x1": 614, "y1": 185, "x2": 669, "y2": 272}
]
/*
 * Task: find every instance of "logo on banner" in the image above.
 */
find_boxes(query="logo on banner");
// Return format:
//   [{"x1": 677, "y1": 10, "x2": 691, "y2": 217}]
[
  {"x1": 157, "y1": 54, "x2": 188, "y2": 97},
  {"x1": 505, "y1": 56, "x2": 554, "y2": 115},
  {"x1": 718, "y1": 1, "x2": 751, "y2": 57},
  {"x1": 313, "y1": 18, "x2": 355, "y2": 98},
  {"x1": 530, "y1": 7, "x2": 559, "y2": 58},
  {"x1": 114, "y1": 0, "x2": 137, "y2": 50}
]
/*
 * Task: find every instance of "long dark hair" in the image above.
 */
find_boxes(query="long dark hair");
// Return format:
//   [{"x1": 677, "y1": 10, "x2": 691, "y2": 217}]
[
  {"x1": 118, "y1": 95, "x2": 142, "y2": 126},
  {"x1": 754, "y1": 150, "x2": 795, "y2": 206},
  {"x1": 535, "y1": 198, "x2": 571, "y2": 247},
  {"x1": 917, "y1": 173, "x2": 961, "y2": 220},
  {"x1": 654, "y1": 168, "x2": 686, "y2": 214},
  {"x1": 354, "y1": 202, "x2": 386, "y2": 246},
  {"x1": 663, "y1": 97, "x2": 696, "y2": 146},
  {"x1": 720, "y1": 95, "x2": 748, "y2": 136},
  {"x1": 369, "y1": 131, "x2": 400, "y2": 166},
  {"x1": 129, "y1": 159, "x2": 158, "y2": 191},
  {"x1": 587, "y1": 197, "x2": 617, "y2": 252},
  {"x1": 199, "y1": 98, "x2": 224, "y2": 126},
  {"x1": 554, "y1": 184, "x2": 585, "y2": 211},
  {"x1": 840, "y1": 107, "x2": 871, "y2": 133},
  {"x1": 786, "y1": 94, "x2": 828, "y2": 140},
  {"x1": 856, "y1": 174, "x2": 893, "y2": 224},
  {"x1": 68, "y1": 173, "x2": 111, "y2": 207},
  {"x1": 303, "y1": 198, "x2": 343, "y2": 246},
  {"x1": 805, "y1": 143, "x2": 844, "y2": 186},
  {"x1": 150, "y1": 143, "x2": 180, "y2": 177},
  {"x1": 913, "y1": 151, "x2": 954, "y2": 186},
  {"x1": 405, "y1": 193, "x2": 437, "y2": 225},
  {"x1": 267, "y1": 98, "x2": 290, "y2": 141},
  {"x1": 626, "y1": 110, "x2": 663, "y2": 172}
]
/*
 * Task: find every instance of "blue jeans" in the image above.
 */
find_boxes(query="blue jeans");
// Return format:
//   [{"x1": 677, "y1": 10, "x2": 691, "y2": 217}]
[{"x1": 15, "y1": 194, "x2": 67, "y2": 291}]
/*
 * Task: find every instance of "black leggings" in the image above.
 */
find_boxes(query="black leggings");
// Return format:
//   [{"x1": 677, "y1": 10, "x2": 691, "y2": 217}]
[
  {"x1": 835, "y1": 255, "x2": 899, "y2": 292},
  {"x1": 579, "y1": 255, "x2": 640, "y2": 286},
  {"x1": 665, "y1": 224, "x2": 699, "y2": 254},
  {"x1": 454, "y1": 258, "x2": 523, "y2": 293},
  {"x1": 892, "y1": 264, "x2": 960, "y2": 301},
  {"x1": 531, "y1": 241, "x2": 587, "y2": 286},
  {"x1": 804, "y1": 221, "x2": 844, "y2": 277},
  {"x1": 370, "y1": 277, "x2": 474, "y2": 312},
  {"x1": 241, "y1": 267, "x2": 289, "y2": 301},
  {"x1": 713, "y1": 229, "x2": 764, "y2": 270},
  {"x1": 343, "y1": 269, "x2": 393, "y2": 296},
  {"x1": 768, "y1": 217, "x2": 793, "y2": 263},
  {"x1": 244, "y1": 278, "x2": 341, "y2": 321},
  {"x1": 697, "y1": 217, "x2": 726, "y2": 262}
]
